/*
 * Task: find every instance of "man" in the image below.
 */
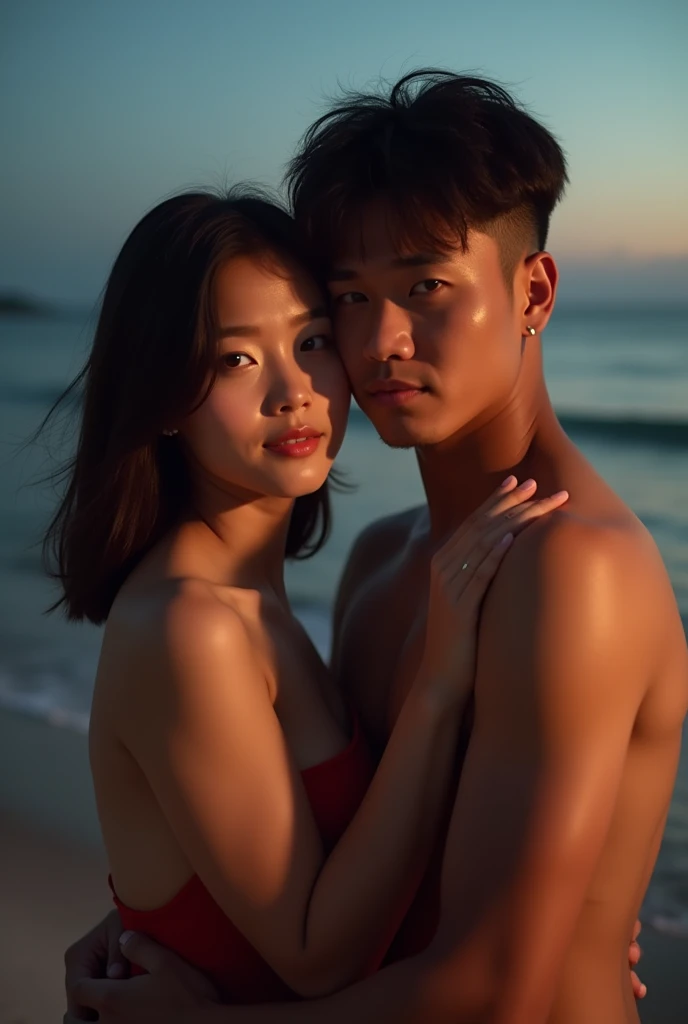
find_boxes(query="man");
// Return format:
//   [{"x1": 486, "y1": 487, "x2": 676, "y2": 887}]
[{"x1": 66, "y1": 71, "x2": 686, "y2": 1022}]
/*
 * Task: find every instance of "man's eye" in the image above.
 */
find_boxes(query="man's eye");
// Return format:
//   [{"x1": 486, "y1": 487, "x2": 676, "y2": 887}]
[
  {"x1": 222, "y1": 353, "x2": 253, "y2": 369},
  {"x1": 301, "y1": 334, "x2": 330, "y2": 352},
  {"x1": 335, "y1": 291, "x2": 367, "y2": 305},
  {"x1": 410, "y1": 279, "x2": 444, "y2": 295}
]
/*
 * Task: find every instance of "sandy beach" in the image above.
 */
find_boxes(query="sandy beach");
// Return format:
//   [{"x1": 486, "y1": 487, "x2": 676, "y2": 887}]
[{"x1": 1, "y1": 707, "x2": 686, "y2": 1023}]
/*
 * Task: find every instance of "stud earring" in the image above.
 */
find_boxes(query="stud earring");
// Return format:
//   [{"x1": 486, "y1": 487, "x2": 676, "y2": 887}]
[
  {"x1": 162, "y1": 428, "x2": 179, "y2": 436},
  {"x1": 525, "y1": 325, "x2": 536, "y2": 336}
]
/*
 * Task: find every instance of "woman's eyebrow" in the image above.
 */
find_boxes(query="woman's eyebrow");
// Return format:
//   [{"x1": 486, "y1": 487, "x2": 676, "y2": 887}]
[{"x1": 290, "y1": 305, "x2": 330, "y2": 326}]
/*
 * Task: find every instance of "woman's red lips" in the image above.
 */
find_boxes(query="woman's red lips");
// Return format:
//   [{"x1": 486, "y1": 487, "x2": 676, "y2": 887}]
[{"x1": 264, "y1": 427, "x2": 324, "y2": 458}]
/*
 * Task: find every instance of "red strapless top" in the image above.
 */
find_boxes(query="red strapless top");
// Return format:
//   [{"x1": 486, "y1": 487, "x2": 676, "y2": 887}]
[{"x1": 109, "y1": 716, "x2": 426, "y2": 1004}]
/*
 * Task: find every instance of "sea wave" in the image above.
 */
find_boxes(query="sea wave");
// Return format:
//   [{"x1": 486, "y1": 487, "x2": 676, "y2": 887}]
[
  {"x1": 3, "y1": 380, "x2": 688, "y2": 449},
  {"x1": 0, "y1": 674, "x2": 90, "y2": 734},
  {"x1": 348, "y1": 405, "x2": 688, "y2": 449},
  {"x1": 0, "y1": 604, "x2": 332, "y2": 737},
  {"x1": 558, "y1": 412, "x2": 688, "y2": 448}
]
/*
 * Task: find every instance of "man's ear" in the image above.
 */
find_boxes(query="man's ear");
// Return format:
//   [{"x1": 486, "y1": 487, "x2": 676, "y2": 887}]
[{"x1": 521, "y1": 251, "x2": 558, "y2": 335}]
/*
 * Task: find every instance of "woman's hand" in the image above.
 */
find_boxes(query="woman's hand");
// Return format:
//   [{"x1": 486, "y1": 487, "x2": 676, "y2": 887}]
[
  {"x1": 64, "y1": 910, "x2": 128, "y2": 1021},
  {"x1": 419, "y1": 476, "x2": 569, "y2": 707},
  {"x1": 66, "y1": 930, "x2": 220, "y2": 1024}
]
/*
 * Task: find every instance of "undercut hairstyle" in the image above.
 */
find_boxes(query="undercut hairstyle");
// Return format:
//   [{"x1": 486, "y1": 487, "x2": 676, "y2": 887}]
[
  {"x1": 42, "y1": 189, "x2": 334, "y2": 625},
  {"x1": 287, "y1": 70, "x2": 569, "y2": 279}
]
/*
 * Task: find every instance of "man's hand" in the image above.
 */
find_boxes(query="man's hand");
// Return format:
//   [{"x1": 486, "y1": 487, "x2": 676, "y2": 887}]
[
  {"x1": 629, "y1": 919, "x2": 647, "y2": 1000},
  {"x1": 64, "y1": 910, "x2": 129, "y2": 1021},
  {"x1": 68, "y1": 930, "x2": 220, "y2": 1024}
]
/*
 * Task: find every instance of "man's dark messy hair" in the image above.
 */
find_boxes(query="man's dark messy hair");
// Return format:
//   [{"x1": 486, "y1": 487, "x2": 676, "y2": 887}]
[{"x1": 287, "y1": 70, "x2": 568, "y2": 279}]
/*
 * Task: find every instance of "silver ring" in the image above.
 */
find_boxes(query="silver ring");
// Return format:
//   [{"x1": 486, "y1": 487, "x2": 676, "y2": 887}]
[{"x1": 461, "y1": 562, "x2": 469, "y2": 571}]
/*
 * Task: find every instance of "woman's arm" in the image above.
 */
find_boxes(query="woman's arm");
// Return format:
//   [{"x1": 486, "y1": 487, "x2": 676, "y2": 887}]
[
  {"x1": 120, "y1": 590, "x2": 458, "y2": 999},
  {"x1": 117, "y1": 481, "x2": 566, "y2": 999}
]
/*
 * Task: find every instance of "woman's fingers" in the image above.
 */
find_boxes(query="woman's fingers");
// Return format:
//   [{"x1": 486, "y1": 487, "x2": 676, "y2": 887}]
[
  {"x1": 436, "y1": 477, "x2": 532, "y2": 561},
  {"x1": 630, "y1": 970, "x2": 647, "y2": 999},
  {"x1": 464, "y1": 530, "x2": 515, "y2": 590},
  {"x1": 440, "y1": 487, "x2": 569, "y2": 592},
  {"x1": 437, "y1": 477, "x2": 567, "y2": 567},
  {"x1": 439, "y1": 477, "x2": 534, "y2": 557}
]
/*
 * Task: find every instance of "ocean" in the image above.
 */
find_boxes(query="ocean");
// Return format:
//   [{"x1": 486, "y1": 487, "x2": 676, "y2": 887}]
[{"x1": 1, "y1": 305, "x2": 687, "y2": 935}]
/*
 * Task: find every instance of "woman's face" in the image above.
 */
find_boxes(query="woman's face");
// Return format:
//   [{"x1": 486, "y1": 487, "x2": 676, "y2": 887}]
[{"x1": 181, "y1": 254, "x2": 350, "y2": 500}]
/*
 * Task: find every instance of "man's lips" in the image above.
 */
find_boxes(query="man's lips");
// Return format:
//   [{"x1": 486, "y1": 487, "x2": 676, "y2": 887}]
[
  {"x1": 365, "y1": 381, "x2": 429, "y2": 407},
  {"x1": 264, "y1": 427, "x2": 324, "y2": 458}
]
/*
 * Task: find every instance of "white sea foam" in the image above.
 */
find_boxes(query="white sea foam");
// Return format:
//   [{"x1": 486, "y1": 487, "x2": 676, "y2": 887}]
[{"x1": 0, "y1": 604, "x2": 332, "y2": 737}]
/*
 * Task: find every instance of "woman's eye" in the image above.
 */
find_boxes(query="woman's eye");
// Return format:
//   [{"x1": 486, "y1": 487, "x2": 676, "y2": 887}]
[
  {"x1": 335, "y1": 291, "x2": 367, "y2": 305},
  {"x1": 410, "y1": 279, "x2": 444, "y2": 296},
  {"x1": 301, "y1": 334, "x2": 331, "y2": 352},
  {"x1": 222, "y1": 352, "x2": 253, "y2": 369}
]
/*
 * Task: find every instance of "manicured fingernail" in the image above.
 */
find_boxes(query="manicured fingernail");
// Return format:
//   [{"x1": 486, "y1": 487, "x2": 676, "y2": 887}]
[
  {"x1": 107, "y1": 963, "x2": 125, "y2": 978},
  {"x1": 119, "y1": 930, "x2": 134, "y2": 948},
  {"x1": 551, "y1": 489, "x2": 569, "y2": 500},
  {"x1": 498, "y1": 532, "x2": 514, "y2": 548},
  {"x1": 518, "y1": 478, "x2": 535, "y2": 490},
  {"x1": 501, "y1": 475, "x2": 516, "y2": 488}
]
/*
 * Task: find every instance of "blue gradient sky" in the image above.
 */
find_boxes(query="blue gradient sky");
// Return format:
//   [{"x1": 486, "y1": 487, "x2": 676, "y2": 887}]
[{"x1": 2, "y1": 0, "x2": 686, "y2": 304}]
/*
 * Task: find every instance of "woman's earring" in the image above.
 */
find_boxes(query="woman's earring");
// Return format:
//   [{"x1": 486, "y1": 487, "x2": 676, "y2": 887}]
[
  {"x1": 162, "y1": 428, "x2": 179, "y2": 436},
  {"x1": 525, "y1": 325, "x2": 536, "y2": 336}
]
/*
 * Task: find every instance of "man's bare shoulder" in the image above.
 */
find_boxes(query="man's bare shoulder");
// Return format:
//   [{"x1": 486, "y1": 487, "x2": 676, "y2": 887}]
[
  {"x1": 478, "y1": 505, "x2": 685, "y2": 712},
  {"x1": 334, "y1": 504, "x2": 428, "y2": 612},
  {"x1": 503, "y1": 505, "x2": 670, "y2": 610}
]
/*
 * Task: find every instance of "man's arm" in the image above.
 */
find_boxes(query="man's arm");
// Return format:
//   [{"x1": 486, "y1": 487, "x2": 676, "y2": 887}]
[
  {"x1": 300, "y1": 519, "x2": 654, "y2": 1024},
  {"x1": 413, "y1": 521, "x2": 651, "y2": 1021},
  {"x1": 213, "y1": 518, "x2": 655, "y2": 1023}
]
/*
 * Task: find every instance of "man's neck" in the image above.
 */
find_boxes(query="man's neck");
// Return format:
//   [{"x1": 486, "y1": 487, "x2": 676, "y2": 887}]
[{"x1": 417, "y1": 385, "x2": 566, "y2": 542}]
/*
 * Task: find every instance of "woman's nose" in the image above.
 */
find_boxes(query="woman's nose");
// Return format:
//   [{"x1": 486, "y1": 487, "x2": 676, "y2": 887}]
[{"x1": 266, "y1": 366, "x2": 312, "y2": 416}]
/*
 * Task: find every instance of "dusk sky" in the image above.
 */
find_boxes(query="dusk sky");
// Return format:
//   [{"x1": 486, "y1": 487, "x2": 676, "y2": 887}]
[{"x1": 2, "y1": 0, "x2": 686, "y2": 305}]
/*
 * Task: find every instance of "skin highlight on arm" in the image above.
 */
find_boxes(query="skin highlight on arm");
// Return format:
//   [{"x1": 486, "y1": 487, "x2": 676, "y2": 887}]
[{"x1": 115, "y1": 582, "x2": 463, "y2": 999}]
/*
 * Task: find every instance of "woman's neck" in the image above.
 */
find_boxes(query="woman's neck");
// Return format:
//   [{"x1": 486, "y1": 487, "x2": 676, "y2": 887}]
[{"x1": 177, "y1": 470, "x2": 296, "y2": 602}]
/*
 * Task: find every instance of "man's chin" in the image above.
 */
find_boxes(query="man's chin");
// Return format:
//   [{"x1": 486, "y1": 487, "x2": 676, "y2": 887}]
[
  {"x1": 357, "y1": 402, "x2": 447, "y2": 450},
  {"x1": 373, "y1": 427, "x2": 433, "y2": 450}
]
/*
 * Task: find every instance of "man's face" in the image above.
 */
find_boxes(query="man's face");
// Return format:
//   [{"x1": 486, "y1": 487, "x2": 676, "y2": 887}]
[{"x1": 327, "y1": 204, "x2": 527, "y2": 448}]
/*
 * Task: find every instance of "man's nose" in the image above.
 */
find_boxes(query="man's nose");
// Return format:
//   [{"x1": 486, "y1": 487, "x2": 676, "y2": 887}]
[{"x1": 363, "y1": 301, "x2": 415, "y2": 362}]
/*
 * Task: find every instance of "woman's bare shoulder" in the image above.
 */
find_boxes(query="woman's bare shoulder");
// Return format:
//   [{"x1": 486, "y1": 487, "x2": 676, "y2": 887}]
[{"x1": 98, "y1": 576, "x2": 260, "y2": 704}]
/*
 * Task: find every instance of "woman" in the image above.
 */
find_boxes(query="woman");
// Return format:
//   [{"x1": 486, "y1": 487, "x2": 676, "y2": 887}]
[{"x1": 48, "y1": 189, "x2": 566, "y2": 1006}]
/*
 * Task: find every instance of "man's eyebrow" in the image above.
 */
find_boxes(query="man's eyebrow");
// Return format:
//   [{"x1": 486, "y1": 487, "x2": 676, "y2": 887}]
[
  {"x1": 391, "y1": 253, "x2": 452, "y2": 268},
  {"x1": 217, "y1": 306, "x2": 329, "y2": 338},
  {"x1": 327, "y1": 254, "x2": 451, "y2": 281}
]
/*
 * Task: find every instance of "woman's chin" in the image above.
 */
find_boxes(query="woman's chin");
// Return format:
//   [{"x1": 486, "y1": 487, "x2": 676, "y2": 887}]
[{"x1": 263, "y1": 466, "x2": 331, "y2": 499}]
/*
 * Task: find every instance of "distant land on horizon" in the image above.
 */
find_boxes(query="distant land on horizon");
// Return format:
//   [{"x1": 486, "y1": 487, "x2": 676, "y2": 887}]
[{"x1": 0, "y1": 292, "x2": 88, "y2": 318}]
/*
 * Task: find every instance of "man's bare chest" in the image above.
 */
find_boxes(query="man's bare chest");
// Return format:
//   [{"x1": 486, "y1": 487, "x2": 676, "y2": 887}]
[{"x1": 337, "y1": 548, "x2": 432, "y2": 748}]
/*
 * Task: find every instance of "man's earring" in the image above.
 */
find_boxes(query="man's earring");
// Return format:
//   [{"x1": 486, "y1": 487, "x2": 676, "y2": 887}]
[
  {"x1": 525, "y1": 325, "x2": 536, "y2": 336},
  {"x1": 162, "y1": 428, "x2": 179, "y2": 436}
]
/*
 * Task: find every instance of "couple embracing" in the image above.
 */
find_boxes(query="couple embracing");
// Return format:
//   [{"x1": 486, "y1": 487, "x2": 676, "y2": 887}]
[{"x1": 60, "y1": 70, "x2": 687, "y2": 1024}]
